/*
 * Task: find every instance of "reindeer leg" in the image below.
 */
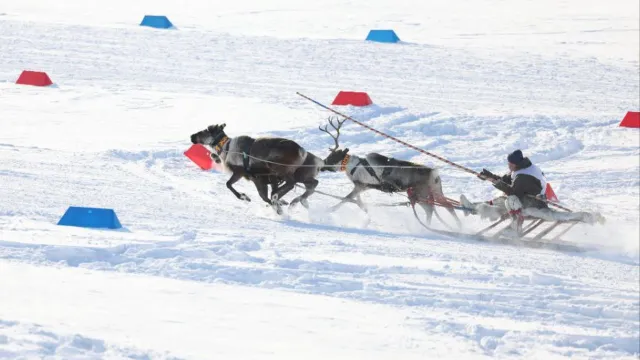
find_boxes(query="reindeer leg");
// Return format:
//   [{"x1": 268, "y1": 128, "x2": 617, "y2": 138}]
[
  {"x1": 330, "y1": 186, "x2": 363, "y2": 212},
  {"x1": 271, "y1": 178, "x2": 296, "y2": 215},
  {"x1": 226, "y1": 171, "x2": 251, "y2": 202},
  {"x1": 433, "y1": 184, "x2": 462, "y2": 229},
  {"x1": 448, "y1": 207, "x2": 462, "y2": 229},
  {"x1": 272, "y1": 179, "x2": 296, "y2": 201},
  {"x1": 268, "y1": 176, "x2": 287, "y2": 205},
  {"x1": 252, "y1": 177, "x2": 272, "y2": 205},
  {"x1": 420, "y1": 203, "x2": 434, "y2": 226},
  {"x1": 357, "y1": 192, "x2": 373, "y2": 228},
  {"x1": 355, "y1": 193, "x2": 369, "y2": 213},
  {"x1": 290, "y1": 179, "x2": 318, "y2": 209}
]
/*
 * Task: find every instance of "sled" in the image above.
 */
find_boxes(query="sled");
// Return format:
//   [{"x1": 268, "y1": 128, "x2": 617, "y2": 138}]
[
  {"x1": 417, "y1": 212, "x2": 588, "y2": 253},
  {"x1": 408, "y1": 195, "x2": 593, "y2": 253},
  {"x1": 295, "y1": 184, "x2": 591, "y2": 253}
]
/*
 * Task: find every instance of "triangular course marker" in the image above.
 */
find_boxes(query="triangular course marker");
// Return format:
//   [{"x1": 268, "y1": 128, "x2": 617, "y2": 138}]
[
  {"x1": 16, "y1": 70, "x2": 53, "y2": 86},
  {"x1": 57, "y1": 206, "x2": 122, "y2": 229},
  {"x1": 331, "y1": 91, "x2": 373, "y2": 106},
  {"x1": 545, "y1": 183, "x2": 559, "y2": 202},
  {"x1": 365, "y1": 30, "x2": 400, "y2": 43},
  {"x1": 619, "y1": 111, "x2": 640, "y2": 128},
  {"x1": 140, "y1": 15, "x2": 174, "y2": 29}
]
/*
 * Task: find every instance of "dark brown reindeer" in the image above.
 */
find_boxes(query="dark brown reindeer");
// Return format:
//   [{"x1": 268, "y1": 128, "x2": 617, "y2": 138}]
[
  {"x1": 319, "y1": 117, "x2": 461, "y2": 228},
  {"x1": 190, "y1": 123, "x2": 324, "y2": 214}
]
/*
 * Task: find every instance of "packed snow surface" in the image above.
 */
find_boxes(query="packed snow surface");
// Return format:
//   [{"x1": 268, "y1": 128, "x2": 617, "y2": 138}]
[{"x1": 1, "y1": 0, "x2": 638, "y2": 359}]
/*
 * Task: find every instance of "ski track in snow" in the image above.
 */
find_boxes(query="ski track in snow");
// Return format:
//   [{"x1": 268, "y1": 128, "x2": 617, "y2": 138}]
[
  {"x1": 0, "y1": 318, "x2": 178, "y2": 360},
  {"x1": 1, "y1": 0, "x2": 639, "y2": 359}
]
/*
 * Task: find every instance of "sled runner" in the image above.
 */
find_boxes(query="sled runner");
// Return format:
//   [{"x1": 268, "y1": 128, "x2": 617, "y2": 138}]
[
  {"x1": 406, "y1": 194, "x2": 593, "y2": 253},
  {"x1": 292, "y1": 181, "x2": 596, "y2": 253}
]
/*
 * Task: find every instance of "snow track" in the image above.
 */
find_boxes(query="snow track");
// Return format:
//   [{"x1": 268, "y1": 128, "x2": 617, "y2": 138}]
[
  {"x1": 0, "y1": 318, "x2": 174, "y2": 360},
  {"x1": 1, "y1": 0, "x2": 639, "y2": 358},
  {"x1": 1, "y1": 218, "x2": 638, "y2": 358}
]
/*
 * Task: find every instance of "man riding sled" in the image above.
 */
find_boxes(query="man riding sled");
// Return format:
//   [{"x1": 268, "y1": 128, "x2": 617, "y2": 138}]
[{"x1": 459, "y1": 149, "x2": 605, "y2": 232}]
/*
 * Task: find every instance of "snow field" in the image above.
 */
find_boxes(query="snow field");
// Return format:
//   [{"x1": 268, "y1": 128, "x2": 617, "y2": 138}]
[{"x1": 0, "y1": 0, "x2": 639, "y2": 358}]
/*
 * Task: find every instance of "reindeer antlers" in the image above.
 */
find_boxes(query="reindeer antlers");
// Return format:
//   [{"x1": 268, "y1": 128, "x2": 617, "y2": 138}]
[{"x1": 318, "y1": 116, "x2": 347, "y2": 152}]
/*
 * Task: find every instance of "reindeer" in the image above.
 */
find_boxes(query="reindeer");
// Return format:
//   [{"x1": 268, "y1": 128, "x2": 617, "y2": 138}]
[
  {"x1": 319, "y1": 117, "x2": 461, "y2": 228},
  {"x1": 190, "y1": 123, "x2": 324, "y2": 214}
]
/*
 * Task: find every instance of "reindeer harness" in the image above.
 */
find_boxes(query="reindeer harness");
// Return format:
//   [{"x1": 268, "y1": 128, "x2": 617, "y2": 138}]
[{"x1": 213, "y1": 136, "x2": 253, "y2": 175}]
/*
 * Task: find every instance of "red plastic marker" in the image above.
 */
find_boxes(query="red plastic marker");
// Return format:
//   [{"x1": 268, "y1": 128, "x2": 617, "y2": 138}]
[
  {"x1": 619, "y1": 111, "x2": 639, "y2": 128},
  {"x1": 184, "y1": 144, "x2": 214, "y2": 170},
  {"x1": 545, "y1": 183, "x2": 559, "y2": 202}
]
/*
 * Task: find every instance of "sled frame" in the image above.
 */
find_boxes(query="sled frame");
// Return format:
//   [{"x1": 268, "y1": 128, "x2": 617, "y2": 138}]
[{"x1": 410, "y1": 196, "x2": 589, "y2": 252}]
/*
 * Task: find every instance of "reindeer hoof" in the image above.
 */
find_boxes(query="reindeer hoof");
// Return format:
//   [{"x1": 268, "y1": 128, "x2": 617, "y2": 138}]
[
  {"x1": 272, "y1": 202, "x2": 284, "y2": 215},
  {"x1": 270, "y1": 194, "x2": 284, "y2": 214},
  {"x1": 300, "y1": 198, "x2": 309, "y2": 208},
  {"x1": 271, "y1": 194, "x2": 285, "y2": 205},
  {"x1": 289, "y1": 197, "x2": 303, "y2": 208},
  {"x1": 239, "y1": 193, "x2": 251, "y2": 202}
]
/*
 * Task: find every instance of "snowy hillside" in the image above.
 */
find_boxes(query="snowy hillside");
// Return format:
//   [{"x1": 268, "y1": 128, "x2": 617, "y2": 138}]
[{"x1": 1, "y1": 0, "x2": 639, "y2": 359}]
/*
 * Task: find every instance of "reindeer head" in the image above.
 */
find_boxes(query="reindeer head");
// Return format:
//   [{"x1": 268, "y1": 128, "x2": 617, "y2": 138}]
[
  {"x1": 323, "y1": 148, "x2": 351, "y2": 172},
  {"x1": 190, "y1": 123, "x2": 229, "y2": 164},
  {"x1": 319, "y1": 116, "x2": 351, "y2": 172}
]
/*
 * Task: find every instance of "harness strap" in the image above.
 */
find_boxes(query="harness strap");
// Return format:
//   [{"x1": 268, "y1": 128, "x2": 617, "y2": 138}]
[
  {"x1": 381, "y1": 159, "x2": 393, "y2": 178},
  {"x1": 351, "y1": 158, "x2": 382, "y2": 183},
  {"x1": 241, "y1": 141, "x2": 252, "y2": 175},
  {"x1": 242, "y1": 152, "x2": 251, "y2": 174}
]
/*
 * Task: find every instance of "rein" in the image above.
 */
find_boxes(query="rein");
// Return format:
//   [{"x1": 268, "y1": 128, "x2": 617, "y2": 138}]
[{"x1": 296, "y1": 91, "x2": 573, "y2": 213}]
